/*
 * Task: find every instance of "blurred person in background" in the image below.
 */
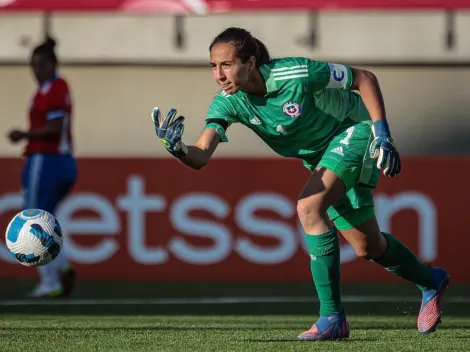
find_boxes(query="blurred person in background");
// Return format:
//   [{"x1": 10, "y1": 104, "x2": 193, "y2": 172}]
[
  {"x1": 152, "y1": 27, "x2": 450, "y2": 339},
  {"x1": 6, "y1": 37, "x2": 77, "y2": 298}
]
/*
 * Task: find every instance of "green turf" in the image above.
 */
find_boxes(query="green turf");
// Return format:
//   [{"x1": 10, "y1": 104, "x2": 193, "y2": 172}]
[{"x1": 0, "y1": 315, "x2": 468, "y2": 352}]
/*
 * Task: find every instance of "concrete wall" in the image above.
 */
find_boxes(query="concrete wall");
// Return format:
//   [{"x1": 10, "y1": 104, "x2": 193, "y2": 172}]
[
  {"x1": 2, "y1": 66, "x2": 469, "y2": 156},
  {"x1": 1, "y1": 12, "x2": 469, "y2": 157},
  {"x1": 2, "y1": 12, "x2": 470, "y2": 63}
]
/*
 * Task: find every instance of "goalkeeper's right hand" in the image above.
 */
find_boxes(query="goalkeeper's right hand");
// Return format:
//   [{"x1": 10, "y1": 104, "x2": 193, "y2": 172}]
[{"x1": 151, "y1": 107, "x2": 188, "y2": 158}]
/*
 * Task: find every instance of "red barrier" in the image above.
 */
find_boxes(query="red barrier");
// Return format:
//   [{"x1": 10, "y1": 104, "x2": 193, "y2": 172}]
[
  {"x1": 0, "y1": 157, "x2": 469, "y2": 283},
  {"x1": 0, "y1": 0, "x2": 468, "y2": 12}
]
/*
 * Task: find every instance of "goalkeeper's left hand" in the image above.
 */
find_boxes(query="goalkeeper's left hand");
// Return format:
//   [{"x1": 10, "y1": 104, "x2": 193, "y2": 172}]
[
  {"x1": 369, "y1": 120, "x2": 401, "y2": 178},
  {"x1": 152, "y1": 107, "x2": 188, "y2": 158}
]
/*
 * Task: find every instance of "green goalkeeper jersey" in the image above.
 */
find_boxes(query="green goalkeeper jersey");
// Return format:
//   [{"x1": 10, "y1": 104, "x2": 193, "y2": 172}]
[{"x1": 205, "y1": 57, "x2": 371, "y2": 166}]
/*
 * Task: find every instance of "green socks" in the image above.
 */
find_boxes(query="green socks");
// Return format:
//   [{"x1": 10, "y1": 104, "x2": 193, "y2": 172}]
[
  {"x1": 305, "y1": 228, "x2": 343, "y2": 316},
  {"x1": 371, "y1": 232, "x2": 435, "y2": 291},
  {"x1": 304, "y1": 230, "x2": 434, "y2": 317}
]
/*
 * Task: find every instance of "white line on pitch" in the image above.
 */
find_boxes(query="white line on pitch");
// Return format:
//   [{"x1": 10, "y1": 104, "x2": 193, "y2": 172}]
[{"x1": 0, "y1": 295, "x2": 468, "y2": 306}]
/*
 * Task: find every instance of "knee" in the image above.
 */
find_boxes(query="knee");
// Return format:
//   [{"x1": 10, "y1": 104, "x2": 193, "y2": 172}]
[
  {"x1": 297, "y1": 199, "x2": 323, "y2": 225},
  {"x1": 297, "y1": 199, "x2": 318, "y2": 217},
  {"x1": 353, "y1": 242, "x2": 373, "y2": 260}
]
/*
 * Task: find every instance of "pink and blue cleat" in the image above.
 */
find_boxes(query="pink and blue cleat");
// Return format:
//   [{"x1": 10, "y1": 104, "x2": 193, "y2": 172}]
[
  {"x1": 298, "y1": 313, "x2": 350, "y2": 341},
  {"x1": 418, "y1": 267, "x2": 450, "y2": 334}
]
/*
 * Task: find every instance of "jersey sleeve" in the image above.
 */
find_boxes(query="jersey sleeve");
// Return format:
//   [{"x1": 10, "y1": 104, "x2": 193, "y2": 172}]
[
  {"x1": 204, "y1": 94, "x2": 238, "y2": 143},
  {"x1": 45, "y1": 80, "x2": 71, "y2": 121},
  {"x1": 307, "y1": 60, "x2": 353, "y2": 92}
]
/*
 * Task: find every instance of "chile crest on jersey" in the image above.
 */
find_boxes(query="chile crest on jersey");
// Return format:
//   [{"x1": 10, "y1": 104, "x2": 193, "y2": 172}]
[{"x1": 282, "y1": 101, "x2": 302, "y2": 119}]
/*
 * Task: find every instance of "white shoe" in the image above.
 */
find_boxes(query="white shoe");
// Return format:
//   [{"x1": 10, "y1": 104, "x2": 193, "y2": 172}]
[{"x1": 27, "y1": 283, "x2": 63, "y2": 298}]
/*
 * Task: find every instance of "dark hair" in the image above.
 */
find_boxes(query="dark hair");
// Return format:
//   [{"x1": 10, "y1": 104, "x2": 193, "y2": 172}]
[
  {"x1": 209, "y1": 27, "x2": 271, "y2": 67},
  {"x1": 32, "y1": 37, "x2": 58, "y2": 64}
]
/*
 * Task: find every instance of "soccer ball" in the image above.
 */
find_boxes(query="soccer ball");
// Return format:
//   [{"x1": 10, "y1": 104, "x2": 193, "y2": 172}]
[{"x1": 5, "y1": 209, "x2": 63, "y2": 267}]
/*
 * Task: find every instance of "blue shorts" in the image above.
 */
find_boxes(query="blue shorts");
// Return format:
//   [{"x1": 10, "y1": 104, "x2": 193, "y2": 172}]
[{"x1": 22, "y1": 153, "x2": 77, "y2": 214}]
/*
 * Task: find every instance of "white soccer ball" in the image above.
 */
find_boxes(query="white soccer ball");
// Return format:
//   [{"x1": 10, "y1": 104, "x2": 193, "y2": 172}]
[{"x1": 5, "y1": 209, "x2": 63, "y2": 267}]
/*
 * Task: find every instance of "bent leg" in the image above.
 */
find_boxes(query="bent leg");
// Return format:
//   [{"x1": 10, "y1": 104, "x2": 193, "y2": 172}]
[
  {"x1": 297, "y1": 168, "x2": 350, "y2": 340},
  {"x1": 339, "y1": 211, "x2": 435, "y2": 289},
  {"x1": 338, "y1": 206, "x2": 450, "y2": 334}
]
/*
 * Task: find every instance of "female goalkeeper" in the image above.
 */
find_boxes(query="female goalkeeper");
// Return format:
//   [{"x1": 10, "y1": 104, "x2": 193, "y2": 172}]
[{"x1": 152, "y1": 27, "x2": 449, "y2": 340}]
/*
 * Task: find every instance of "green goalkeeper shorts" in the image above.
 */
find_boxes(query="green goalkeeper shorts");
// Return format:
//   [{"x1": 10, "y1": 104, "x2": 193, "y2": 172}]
[{"x1": 316, "y1": 121, "x2": 380, "y2": 230}]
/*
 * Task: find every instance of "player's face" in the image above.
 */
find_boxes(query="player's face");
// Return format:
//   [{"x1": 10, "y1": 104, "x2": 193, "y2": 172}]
[
  {"x1": 210, "y1": 43, "x2": 254, "y2": 94},
  {"x1": 30, "y1": 53, "x2": 55, "y2": 84}
]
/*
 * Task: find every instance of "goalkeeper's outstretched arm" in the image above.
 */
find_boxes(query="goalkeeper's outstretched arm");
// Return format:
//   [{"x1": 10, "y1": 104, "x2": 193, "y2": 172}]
[
  {"x1": 152, "y1": 107, "x2": 222, "y2": 171},
  {"x1": 177, "y1": 128, "x2": 221, "y2": 170}
]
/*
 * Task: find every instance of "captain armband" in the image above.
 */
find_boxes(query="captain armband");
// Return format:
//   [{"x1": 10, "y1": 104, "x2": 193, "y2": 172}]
[{"x1": 326, "y1": 63, "x2": 352, "y2": 89}]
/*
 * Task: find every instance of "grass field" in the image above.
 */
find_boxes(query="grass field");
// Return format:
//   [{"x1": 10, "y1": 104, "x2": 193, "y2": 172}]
[
  {"x1": 1, "y1": 281, "x2": 469, "y2": 351},
  {"x1": 1, "y1": 315, "x2": 469, "y2": 352}
]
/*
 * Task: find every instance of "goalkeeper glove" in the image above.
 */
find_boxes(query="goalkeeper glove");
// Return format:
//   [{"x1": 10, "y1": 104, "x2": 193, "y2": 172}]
[
  {"x1": 369, "y1": 120, "x2": 401, "y2": 177},
  {"x1": 152, "y1": 107, "x2": 188, "y2": 158}
]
